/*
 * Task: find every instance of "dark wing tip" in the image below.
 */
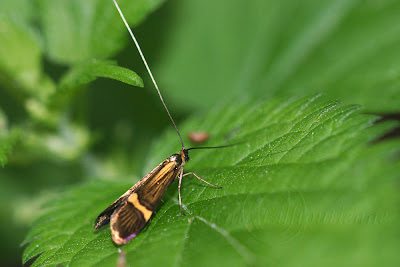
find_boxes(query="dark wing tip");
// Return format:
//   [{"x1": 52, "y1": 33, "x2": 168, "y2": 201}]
[
  {"x1": 94, "y1": 214, "x2": 110, "y2": 230},
  {"x1": 94, "y1": 196, "x2": 129, "y2": 230}
]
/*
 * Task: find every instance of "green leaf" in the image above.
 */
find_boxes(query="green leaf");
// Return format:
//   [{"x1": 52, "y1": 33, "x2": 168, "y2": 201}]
[
  {"x1": 22, "y1": 95, "x2": 400, "y2": 266},
  {"x1": 0, "y1": 5, "x2": 55, "y2": 101},
  {"x1": 50, "y1": 60, "x2": 143, "y2": 109},
  {"x1": 59, "y1": 60, "x2": 143, "y2": 90},
  {"x1": 36, "y1": 0, "x2": 165, "y2": 64},
  {"x1": 0, "y1": 0, "x2": 35, "y2": 23},
  {"x1": 0, "y1": 108, "x2": 20, "y2": 166},
  {"x1": 0, "y1": 130, "x2": 20, "y2": 167},
  {"x1": 156, "y1": 0, "x2": 400, "y2": 112},
  {"x1": 23, "y1": 59, "x2": 142, "y2": 129}
]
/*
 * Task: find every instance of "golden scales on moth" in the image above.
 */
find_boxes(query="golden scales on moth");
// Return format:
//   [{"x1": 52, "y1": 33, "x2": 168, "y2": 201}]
[{"x1": 95, "y1": 0, "x2": 230, "y2": 245}]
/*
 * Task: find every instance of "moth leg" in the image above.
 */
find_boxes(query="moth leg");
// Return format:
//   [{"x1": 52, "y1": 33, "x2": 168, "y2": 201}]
[
  {"x1": 178, "y1": 168, "x2": 186, "y2": 216},
  {"x1": 183, "y1": 172, "x2": 222, "y2": 189}
]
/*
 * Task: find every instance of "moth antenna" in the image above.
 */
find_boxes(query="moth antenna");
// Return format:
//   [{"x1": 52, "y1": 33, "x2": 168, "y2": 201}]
[
  {"x1": 113, "y1": 0, "x2": 185, "y2": 149},
  {"x1": 187, "y1": 141, "x2": 246, "y2": 151}
]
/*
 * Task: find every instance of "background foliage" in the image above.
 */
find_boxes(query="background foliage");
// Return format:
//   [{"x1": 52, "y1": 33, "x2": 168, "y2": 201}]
[{"x1": 0, "y1": 0, "x2": 398, "y2": 266}]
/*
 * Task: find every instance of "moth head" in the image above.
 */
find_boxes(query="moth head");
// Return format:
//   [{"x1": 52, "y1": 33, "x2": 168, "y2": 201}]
[
  {"x1": 174, "y1": 148, "x2": 189, "y2": 166},
  {"x1": 183, "y1": 149, "x2": 189, "y2": 163}
]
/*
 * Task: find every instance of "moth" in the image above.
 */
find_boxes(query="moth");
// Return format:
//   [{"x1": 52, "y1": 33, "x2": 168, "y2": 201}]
[{"x1": 95, "y1": 0, "x2": 225, "y2": 245}]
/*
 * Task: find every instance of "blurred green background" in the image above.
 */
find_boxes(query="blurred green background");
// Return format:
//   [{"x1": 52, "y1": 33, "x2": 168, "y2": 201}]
[{"x1": 0, "y1": 0, "x2": 399, "y2": 266}]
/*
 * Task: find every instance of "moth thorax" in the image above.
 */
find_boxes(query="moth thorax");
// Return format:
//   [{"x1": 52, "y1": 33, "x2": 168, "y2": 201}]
[{"x1": 170, "y1": 154, "x2": 182, "y2": 167}]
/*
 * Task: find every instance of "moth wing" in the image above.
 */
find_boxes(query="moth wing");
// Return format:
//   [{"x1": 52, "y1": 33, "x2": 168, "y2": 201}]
[
  {"x1": 110, "y1": 193, "x2": 150, "y2": 245},
  {"x1": 109, "y1": 162, "x2": 181, "y2": 245},
  {"x1": 94, "y1": 161, "x2": 167, "y2": 230},
  {"x1": 94, "y1": 193, "x2": 129, "y2": 230}
]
